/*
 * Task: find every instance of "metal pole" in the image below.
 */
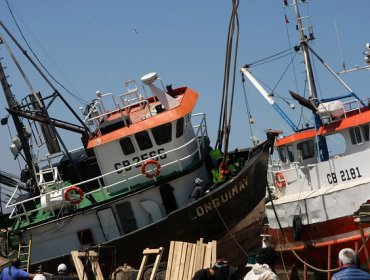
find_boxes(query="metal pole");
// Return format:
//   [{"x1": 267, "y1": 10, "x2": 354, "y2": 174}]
[
  {"x1": 358, "y1": 222, "x2": 370, "y2": 271},
  {"x1": 327, "y1": 244, "x2": 331, "y2": 280}
]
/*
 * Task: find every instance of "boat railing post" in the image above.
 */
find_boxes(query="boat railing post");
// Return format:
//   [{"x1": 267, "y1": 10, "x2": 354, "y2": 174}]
[
  {"x1": 327, "y1": 244, "x2": 331, "y2": 280},
  {"x1": 304, "y1": 261, "x2": 307, "y2": 280}
]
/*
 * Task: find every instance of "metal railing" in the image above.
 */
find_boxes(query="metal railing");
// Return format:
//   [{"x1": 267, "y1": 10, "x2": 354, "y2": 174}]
[{"x1": 5, "y1": 113, "x2": 208, "y2": 221}]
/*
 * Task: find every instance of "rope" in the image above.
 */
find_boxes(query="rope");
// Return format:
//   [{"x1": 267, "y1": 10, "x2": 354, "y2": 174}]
[
  {"x1": 215, "y1": 0, "x2": 239, "y2": 155},
  {"x1": 206, "y1": 190, "x2": 250, "y2": 258},
  {"x1": 266, "y1": 183, "x2": 341, "y2": 273}
]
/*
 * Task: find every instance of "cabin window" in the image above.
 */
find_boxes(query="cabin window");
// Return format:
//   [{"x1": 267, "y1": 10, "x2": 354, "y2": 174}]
[
  {"x1": 287, "y1": 145, "x2": 294, "y2": 162},
  {"x1": 361, "y1": 124, "x2": 369, "y2": 141},
  {"x1": 349, "y1": 127, "x2": 363, "y2": 145},
  {"x1": 277, "y1": 148, "x2": 287, "y2": 163},
  {"x1": 297, "y1": 140, "x2": 315, "y2": 159},
  {"x1": 152, "y1": 123, "x2": 172, "y2": 145},
  {"x1": 116, "y1": 201, "x2": 138, "y2": 234},
  {"x1": 326, "y1": 133, "x2": 346, "y2": 157},
  {"x1": 119, "y1": 137, "x2": 135, "y2": 155},
  {"x1": 135, "y1": 131, "x2": 153, "y2": 150},
  {"x1": 176, "y1": 117, "x2": 184, "y2": 138}
]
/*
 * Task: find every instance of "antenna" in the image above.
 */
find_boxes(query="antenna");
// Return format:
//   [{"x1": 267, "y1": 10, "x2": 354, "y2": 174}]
[{"x1": 333, "y1": 18, "x2": 346, "y2": 71}]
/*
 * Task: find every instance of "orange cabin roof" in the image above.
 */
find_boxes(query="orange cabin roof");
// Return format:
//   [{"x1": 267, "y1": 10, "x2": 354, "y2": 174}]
[
  {"x1": 86, "y1": 87, "x2": 199, "y2": 149},
  {"x1": 275, "y1": 109, "x2": 370, "y2": 147}
]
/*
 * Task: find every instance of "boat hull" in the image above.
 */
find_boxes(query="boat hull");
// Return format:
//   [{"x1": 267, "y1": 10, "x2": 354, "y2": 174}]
[
  {"x1": 28, "y1": 142, "x2": 270, "y2": 276},
  {"x1": 268, "y1": 214, "x2": 370, "y2": 273}
]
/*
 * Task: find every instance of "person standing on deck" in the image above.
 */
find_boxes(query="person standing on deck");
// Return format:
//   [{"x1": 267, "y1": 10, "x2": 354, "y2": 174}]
[
  {"x1": 331, "y1": 248, "x2": 370, "y2": 280},
  {"x1": 0, "y1": 257, "x2": 37, "y2": 279},
  {"x1": 189, "y1": 178, "x2": 205, "y2": 202}
]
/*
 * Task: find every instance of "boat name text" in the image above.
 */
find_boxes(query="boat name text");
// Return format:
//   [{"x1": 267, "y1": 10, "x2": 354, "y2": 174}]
[
  {"x1": 326, "y1": 167, "x2": 362, "y2": 184},
  {"x1": 192, "y1": 181, "x2": 246, "y2": 219},
  {"x1": 114, "y1": 148, "x2": 167, "y2": 173}
]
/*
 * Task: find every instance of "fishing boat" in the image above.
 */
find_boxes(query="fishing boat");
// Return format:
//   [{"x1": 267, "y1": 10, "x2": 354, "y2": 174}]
[
  {"x1": 0, "y1": 18, "x2": 278, "y2": 276},
  {"x1": 240, "y1": 0, "x2": 370, "y2": 276}
]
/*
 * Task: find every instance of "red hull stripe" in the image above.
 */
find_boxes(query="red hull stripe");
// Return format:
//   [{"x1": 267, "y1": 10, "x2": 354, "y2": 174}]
[{"x1": 276, "y1": 231, "x2": 370, "y2": 252}]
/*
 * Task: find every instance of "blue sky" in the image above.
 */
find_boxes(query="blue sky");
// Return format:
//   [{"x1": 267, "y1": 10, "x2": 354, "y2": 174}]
[{"x1": 0, "y1": 0, "x2": 369, "y2": 177}]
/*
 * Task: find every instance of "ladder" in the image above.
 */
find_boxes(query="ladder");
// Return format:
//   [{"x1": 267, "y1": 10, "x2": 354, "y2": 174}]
[
  {"x1": 18, "y1": 238, "x2": 32, "y2": 272},
  {"x1": 136, "y1": 247, "x2": 164, "y2": 280}
]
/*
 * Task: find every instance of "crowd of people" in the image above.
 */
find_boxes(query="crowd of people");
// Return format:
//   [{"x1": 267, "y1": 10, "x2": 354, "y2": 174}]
[
  {"x1": 1, "y1": 246, "x2": 369, "y2": 280},
  {"x1": 0, "y1": 258, "x2": 78, "y2": 280},
  {"x1": 191, "y1": 246, "x2": 370, "y2": 280}
]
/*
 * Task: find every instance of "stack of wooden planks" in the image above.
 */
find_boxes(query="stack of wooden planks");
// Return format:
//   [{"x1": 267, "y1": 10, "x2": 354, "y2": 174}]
[{"x1": 165, "y1": 238, "x2": 217, "y2": 280}]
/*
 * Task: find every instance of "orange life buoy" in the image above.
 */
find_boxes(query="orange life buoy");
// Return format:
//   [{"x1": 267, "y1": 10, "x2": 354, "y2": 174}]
[
  {"x1": 64, "y1": 185, "x2": 84, "y2": 205},
  {"x1": 141, "y1": 159, "x2": 161, "y2": 178},
  {"x1": 275, "y1": 172, "x2": 286, "y2": 189}
]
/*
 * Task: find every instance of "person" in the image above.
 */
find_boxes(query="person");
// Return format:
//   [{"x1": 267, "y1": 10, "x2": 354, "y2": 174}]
[
  {"x1": 50, "y1": 263, "x2": 78, "y2": 280},
  {"x1": 192, "y1": 259, "x2": 236, "y2": 280},
  {"x1": 0, "y1": 257, "x2": 37, "y2": 279},
  {"x1": 243, "y1": 247, "x2": 279, "y2": 280},
  {"x1": 189, "y1": 178, "x2": 205, "y2": 201},
  {"x1": 33, "y1": 275, "x2": 46, "y2": 280},
  {"x1": 57, "y1": 264, "x2": 67, "y2": 276},
  {"x1": 331, "y1": 248, "x2": 370, "y2": 279}
]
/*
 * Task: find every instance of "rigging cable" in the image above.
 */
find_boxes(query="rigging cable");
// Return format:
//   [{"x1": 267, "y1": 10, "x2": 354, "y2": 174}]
[
  {"x1": 282, "y1": 5, "x2": 300, "y2": 93},
  {"x1": 241, "y1": 73, "x2": 259, "y2": 146},
  {"x1": 5, "y1": 0, "x2": 88, "y2": 105},
  {"x1": 333, "y1": 19, "x2": 346, "y2": 71}
]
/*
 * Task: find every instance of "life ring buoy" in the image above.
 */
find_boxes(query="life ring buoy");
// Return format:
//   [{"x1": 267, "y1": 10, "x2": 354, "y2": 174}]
[
  {"x1": 275, "y1": 172, "x2": 286, "y2": 189},
  {"x1": 64, "y1": 186, "x2": 84, "y2": 205},
  {"x1": 141, "y1": 159, "x2": 161, "y2": 178}
]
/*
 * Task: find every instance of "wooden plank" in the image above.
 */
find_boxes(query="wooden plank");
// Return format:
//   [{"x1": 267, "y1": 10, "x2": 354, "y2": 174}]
[
  {"x1": 75, "y1": 251, "x2": 99, "y2": 257},
  {"x1": 71, "y1": 251, "x2": 88, "y2": 280},
  {"x1": 165, "y1": 241, "x2": 175, "y2": 280},
  {"x1": 186, "y1": 243, "x2": 196, "y2": 280},
  {"x1": 203, "y1": 243, "x2": 212, "y2": 268},
  {"x1": 211, "y1": 240, "x2": 217, "y2": 266},
  {"x1": 178, "y1": 242, "x2": 188, "y2": 280},
  {"x1": 143, "y1": 248, "x2": 163, "y2": 255},
  {"x1": 171, "y1": 241, "x2": 183, "y2": 280},
  {"x1": 136, "y1": 249, "x2": 149, "y2": 280},
  {"x1": 193, "y1": 238, "x2": 203, "y2": 272},
  {"x1": 88, "y1": 255, "x2": 104, "y2": 280}
]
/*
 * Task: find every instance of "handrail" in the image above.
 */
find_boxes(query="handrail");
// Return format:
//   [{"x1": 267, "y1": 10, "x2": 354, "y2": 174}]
[{"x1": 6, "y1": 113, "x2": 208, "y2": 220}]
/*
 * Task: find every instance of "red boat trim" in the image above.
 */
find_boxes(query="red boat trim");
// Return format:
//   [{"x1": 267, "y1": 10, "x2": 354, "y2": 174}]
[
  {"x1": 87, "y1": 88, "x2": 198, "y2": 149},
  {"x1": 277, "y1": 231, "x2": 370, "y2": 252},
  {"x1": 276, "y1": 110, "x2": 370, "y2": 147}
]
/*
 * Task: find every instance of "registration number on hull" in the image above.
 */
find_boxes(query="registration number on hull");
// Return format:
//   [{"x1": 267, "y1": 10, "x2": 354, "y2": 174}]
[{"x1": 326, "y1": 167, "x2": 362, "y2": 184}]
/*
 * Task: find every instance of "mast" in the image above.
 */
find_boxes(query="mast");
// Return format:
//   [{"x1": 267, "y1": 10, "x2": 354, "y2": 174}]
[
  {"x1": 293, "y1": 0, "x2": 317, "y2": 100},
  {"x1": 0, "y1": 58, "x2": 37, "y2": 185},
  {"x1": 292, "y1": 0, "x2": 328, "y2": 162}
]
